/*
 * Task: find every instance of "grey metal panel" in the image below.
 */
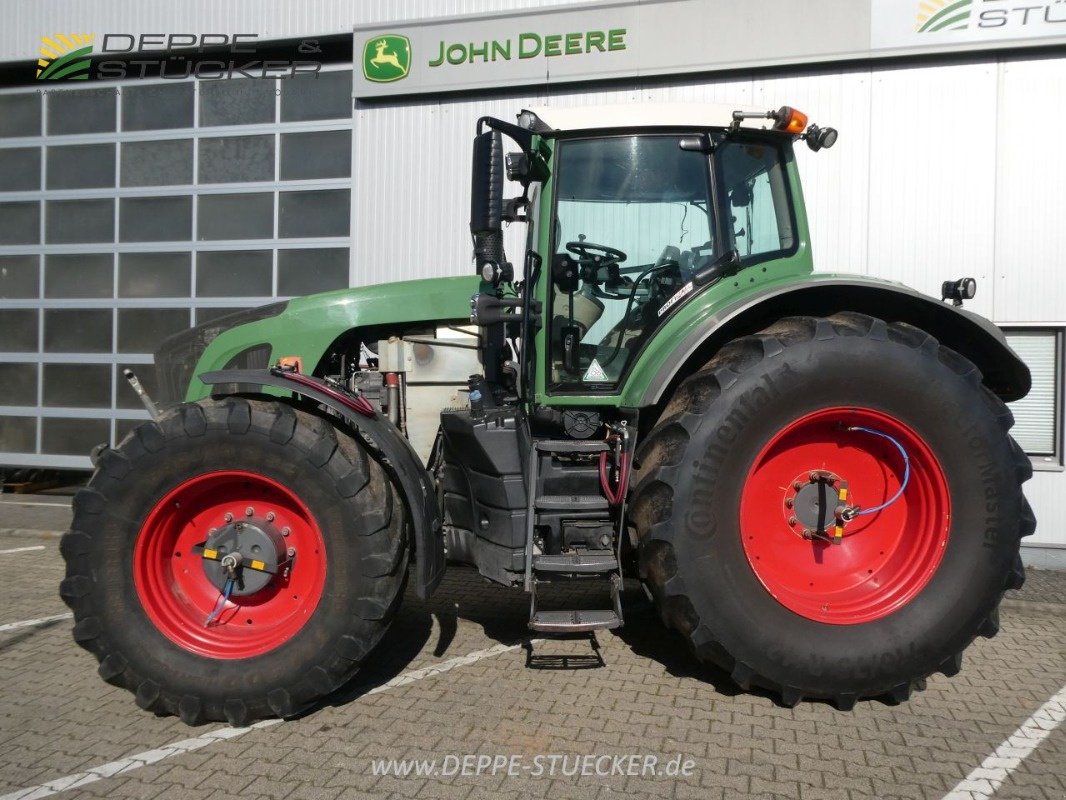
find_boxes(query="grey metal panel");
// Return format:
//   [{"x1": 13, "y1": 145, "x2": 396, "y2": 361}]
[{"x1": 0, "y1": 255, "x2": 39, "y2": 298}]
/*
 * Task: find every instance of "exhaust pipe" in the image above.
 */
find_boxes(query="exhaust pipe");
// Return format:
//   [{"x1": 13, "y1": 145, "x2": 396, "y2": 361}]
[{"x1": 123, "y1": 368, "x2": 161, "y2": 421}]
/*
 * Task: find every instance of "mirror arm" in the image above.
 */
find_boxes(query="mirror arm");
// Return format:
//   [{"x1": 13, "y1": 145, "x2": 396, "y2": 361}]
[
  {"x1": 477, "y1": 116, "x2": 534, "y2": 152},
  {"x1": 692, "y1": 248, "x2": 741, "y2": 287},
  {"x1": 501, "y1": 196, "x2": 528, "y2": 223}
]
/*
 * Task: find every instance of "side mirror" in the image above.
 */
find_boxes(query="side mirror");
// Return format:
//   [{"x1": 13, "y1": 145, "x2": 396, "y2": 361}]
[
  {"x1": 470, "y1": 130, "x2": 506, "y2": 273},
  {"x1": 730, "y1": 184, "x2": 752, "y2": 207}
]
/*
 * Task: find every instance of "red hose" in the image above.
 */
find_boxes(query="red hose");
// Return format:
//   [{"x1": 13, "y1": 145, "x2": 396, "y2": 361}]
[
  {"x1": 599, "y1": 451, "x2": 611, "y2": 502},
  {"x1": 599, "y1": 449, "x2": 632, "y2": 506}
]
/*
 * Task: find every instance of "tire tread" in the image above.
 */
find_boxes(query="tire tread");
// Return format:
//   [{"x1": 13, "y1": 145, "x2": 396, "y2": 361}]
[
  {"x1": 59, "y1": 396, "x2": 408, "y2": 723},
  {"x1": 631, "y1": 312, "x2": 1033, "y2": 708}
]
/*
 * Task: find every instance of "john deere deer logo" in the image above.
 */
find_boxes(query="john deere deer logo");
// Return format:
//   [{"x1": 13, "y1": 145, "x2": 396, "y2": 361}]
[{"x1": 362, "y1": 34, "x2": 410, "y2": 83}]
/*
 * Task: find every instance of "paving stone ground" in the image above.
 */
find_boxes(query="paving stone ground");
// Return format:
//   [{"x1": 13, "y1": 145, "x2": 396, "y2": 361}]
[{"x1": 0, "y1": 498, "x2": 1063, "y2": 800}]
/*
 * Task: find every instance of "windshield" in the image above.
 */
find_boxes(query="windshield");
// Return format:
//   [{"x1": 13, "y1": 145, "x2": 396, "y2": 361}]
[{"x1": 548, "y1": 135, "x2": 716, "y2": 390}]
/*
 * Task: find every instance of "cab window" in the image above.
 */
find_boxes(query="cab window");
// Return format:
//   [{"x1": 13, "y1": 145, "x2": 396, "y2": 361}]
[
  {"x1": 716, "y1": 140, "x2": 795, "y2": 260},
  {"x1": 549, "y1": 135, "x2": 716, "y2": 390}
]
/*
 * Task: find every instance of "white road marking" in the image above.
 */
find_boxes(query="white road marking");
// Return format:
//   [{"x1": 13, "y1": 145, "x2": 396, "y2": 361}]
[
  {"x1": 0, "y1": 640, "x2": 533, "y2": 800},
  {"x1": 0, "y1": 546, "x2": 46, "y2": 555},
  {"x1": 363, "y1": 641, "x2": 530, "y2": 695},
  {"x1": 942, "y1": 683, "x2": 1066, "y2": 800},
  {"x1": 0, "y1": 613, "x2": 72, "y2": 633},
  {"x1": 0, "y1": 500, "x2": 71, "y2": 508}
]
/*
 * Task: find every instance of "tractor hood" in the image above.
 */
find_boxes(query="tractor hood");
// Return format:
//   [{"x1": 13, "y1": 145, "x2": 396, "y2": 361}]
[{"x1": 156, "y1": 275, "x2": 479, "y2": 405}]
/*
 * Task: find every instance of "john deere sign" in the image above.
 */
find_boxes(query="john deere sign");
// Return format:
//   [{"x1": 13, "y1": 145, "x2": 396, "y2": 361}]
[
  {"x1": 426, "y1": 29, "x2": 626, "y2": 67},
  {"x1": 362, "y1": 34, "x2": 410, "y2": 82},
  {"x1": 355, "y1": 1, "x2": 641, "y2": 98},
  {"x1": 354, "y1": 0, "x2": 1066, "y2": 100}
]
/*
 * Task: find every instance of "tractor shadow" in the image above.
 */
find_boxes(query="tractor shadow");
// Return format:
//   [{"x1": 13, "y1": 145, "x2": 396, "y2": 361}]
[
  {"x1": 301, "y1": 564, "x2": 767, "y2": 718},
  {"x1": 0, "y1": 618, "x2": 68, "y2": 654}
]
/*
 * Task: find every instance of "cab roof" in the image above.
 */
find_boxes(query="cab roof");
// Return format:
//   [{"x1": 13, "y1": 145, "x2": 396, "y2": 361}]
[{"x1": 521, "y1": 103, "x2": 782, "y2": 134}]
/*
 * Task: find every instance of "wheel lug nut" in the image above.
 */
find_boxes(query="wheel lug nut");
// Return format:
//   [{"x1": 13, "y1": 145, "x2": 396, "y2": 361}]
[
  {"x1": 224, "y1": 513, "x2": 234, "y2": 523},
  {"x1": 266, "y1": 512, "x2": 275, "y2": 522},
  {"x1": 245, "y1": 507, "x2": 254, "y2": 517},
  {"x1": 282, "y1": 527, "x2": 291, "y2": 537},
  {"x1": 788, "y1": 516, "x2": 798, "y2": 526},
  {"x1": 785, "y1": 498, "x2": 794, "y2": 508},
  {"x1": 793, "y1": 481, "x2": 803, "y2": 490},
  {"x1": 287, "y1": 547, "x2": 296, "y2": 558}
]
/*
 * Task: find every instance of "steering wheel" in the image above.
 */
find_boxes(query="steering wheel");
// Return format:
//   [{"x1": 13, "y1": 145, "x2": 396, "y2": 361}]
[{"x1": 565, "y1": 240, "x2": 627, "y2": 265}]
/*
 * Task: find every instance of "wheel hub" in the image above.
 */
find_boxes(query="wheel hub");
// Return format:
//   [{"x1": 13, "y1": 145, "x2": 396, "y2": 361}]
[
  {"x1": 133, "y1": 470, "x2": 327, "y2": 659},
  {"x1": 784, "y1": 470, "x2": 850, "y2": 542},
  {"x1": 199, "y1": 515, "x2": 289, "y2": 596},
  {"x1": 739, "y1": 407, "x2": 951, "y2": 624}
]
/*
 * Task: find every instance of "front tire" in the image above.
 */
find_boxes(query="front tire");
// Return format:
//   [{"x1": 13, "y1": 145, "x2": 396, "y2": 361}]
[
  {"x1": 630, "y1": 313, "x2": 1035, "y2": 708},
  {"x1": 60, "y1": 397, "x2": 407, "y2": 724}
]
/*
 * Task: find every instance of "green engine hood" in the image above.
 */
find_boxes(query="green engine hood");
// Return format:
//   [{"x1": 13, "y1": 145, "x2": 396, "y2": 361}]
[{"x1": 182, "y1": 275, "x2": 479, "y2": 402}]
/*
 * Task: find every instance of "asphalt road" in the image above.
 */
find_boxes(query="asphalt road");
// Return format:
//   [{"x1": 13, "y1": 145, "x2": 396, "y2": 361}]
[{"x1": 0, "y1": 493, "x2": 1063, "y2": 800}]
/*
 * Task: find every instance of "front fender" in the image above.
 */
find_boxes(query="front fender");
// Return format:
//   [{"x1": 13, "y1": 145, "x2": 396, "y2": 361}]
[
  {"x1": 199, "y1": 369, "x2": 445, "y2": 600},
  {"x1": 633, "y1": 274, "x2": 1031, "y2": 406}
]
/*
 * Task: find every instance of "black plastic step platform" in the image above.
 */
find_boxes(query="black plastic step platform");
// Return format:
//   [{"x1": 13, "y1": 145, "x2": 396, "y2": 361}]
[
  {"x1": 533, "y1": 552, "x2": 618, "y2": 573},
  {"x1": 535, "y1": 439, "x2": 608, "y2": 454},
  {"x1": 529, "y1": 609, "x2": 622, "y2": 633},
  {"x1": 534, "y1": 495, "x2": 610, "y2": 512}
]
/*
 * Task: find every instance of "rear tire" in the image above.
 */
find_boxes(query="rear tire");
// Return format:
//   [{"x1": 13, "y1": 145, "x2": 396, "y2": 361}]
[
  {"x1": 60, "y1": 396, "x2": 407, "y2": 724},
  {"x1": 630, "y1": 313, "x2": 1034, "y2": 708}
]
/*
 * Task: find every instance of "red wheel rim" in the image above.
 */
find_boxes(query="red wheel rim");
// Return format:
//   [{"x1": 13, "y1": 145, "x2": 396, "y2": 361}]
[
  {"x1": 739, "y1": 408, "x2": 950, "y2": 624},
  {"x1": 133, "y1": 471, "x2": 327, "y2": 659}
]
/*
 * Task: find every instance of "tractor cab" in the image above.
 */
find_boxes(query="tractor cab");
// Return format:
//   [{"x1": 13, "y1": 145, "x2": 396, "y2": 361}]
[{"x1": 469, "y1": 103, "x2": 828, "y2": 399}]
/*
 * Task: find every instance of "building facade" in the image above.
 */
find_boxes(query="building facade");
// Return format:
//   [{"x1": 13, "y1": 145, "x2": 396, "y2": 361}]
[{"x1": 0, "y1": 0, "x2": 1063, "y2": 563}]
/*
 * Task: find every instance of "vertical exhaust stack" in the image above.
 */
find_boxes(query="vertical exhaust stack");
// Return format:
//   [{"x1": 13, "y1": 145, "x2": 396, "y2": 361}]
[{"x1": 469, "y1": 128, "x2": 507, "y2": 278}]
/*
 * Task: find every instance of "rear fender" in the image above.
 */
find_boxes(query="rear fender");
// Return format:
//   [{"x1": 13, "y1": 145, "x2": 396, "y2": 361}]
[
  {"x1": 199, "y1": 368, "x2": 444, "y2": 600},
  {"x1": 642, "y1": 277, "x2": 1031, "y2": 406}
]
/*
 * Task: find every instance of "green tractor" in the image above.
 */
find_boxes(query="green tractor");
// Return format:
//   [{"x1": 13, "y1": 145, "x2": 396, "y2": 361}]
[{"x1": 61, "y1": 104, "x2": 1035, "y2": 724}]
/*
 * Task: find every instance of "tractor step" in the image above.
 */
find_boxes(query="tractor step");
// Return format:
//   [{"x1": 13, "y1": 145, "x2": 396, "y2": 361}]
[
  {"x1": 527, "y1": 571, "x2": 624, "y2": 633},
  {"x1": 535, "y1": 439, "x2": 608, "y2": 454},
  {"x1": 533, "y1": 552, "x2": 618, "y2": 573},
  {"x1": 535, "y1": 495, "x2": 609, "y2": 512},
  {"x1": 530, "y1": 609, "x2": 622, "y2": 633}
]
